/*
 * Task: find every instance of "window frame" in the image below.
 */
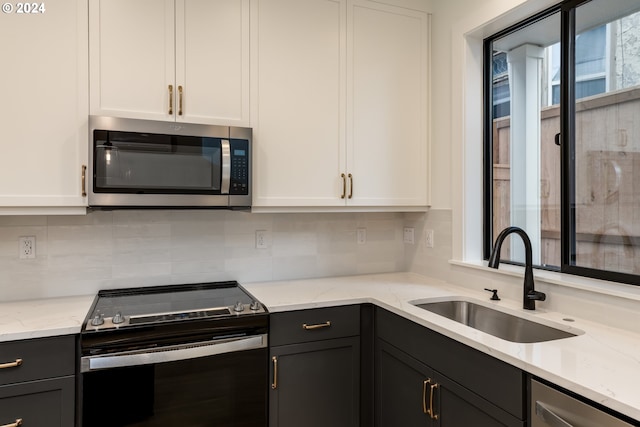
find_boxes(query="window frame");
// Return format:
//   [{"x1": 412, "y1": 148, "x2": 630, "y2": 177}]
[{"x1": 483, "y1": 0, "x2": 640, "y2": 286}]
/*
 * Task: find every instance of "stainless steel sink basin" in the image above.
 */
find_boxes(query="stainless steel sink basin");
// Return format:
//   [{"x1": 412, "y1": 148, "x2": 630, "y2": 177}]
[{"x1": 412, "y1": 300, "x2": 578, "y2": 343}]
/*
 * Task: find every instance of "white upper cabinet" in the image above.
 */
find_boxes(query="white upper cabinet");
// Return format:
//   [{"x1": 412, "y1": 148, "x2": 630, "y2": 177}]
[
  {"x1": 252, "y1": 0, "x2": 346, "y2": 207},
  {"x1": 347, "y1": 0, "x2": 429, "y2": 207},
  {"x1": 252, "y1": 0, "x2": 430, "y2": 210},
  {"x1": 0, "y1": 0, "x2": 88, "y2": 215},
  {"x1": 90, "y1": 0, "x2": 250, "y2": 126}
]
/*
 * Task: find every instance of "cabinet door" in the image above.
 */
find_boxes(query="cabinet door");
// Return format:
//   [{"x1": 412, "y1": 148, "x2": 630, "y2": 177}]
[
  {"x1": 0, "y1": 0, "x2": 88, "y2": 214},
  {"x1": 270, "y1": 337, "x2": 360, "y2": 427},
  {"x1": 0, "y1": 376, "x2": 75, "y2": 427},
  {"x1": 90, "y1": 0, "x2": 175, "y2": 121},
  {"x1": 253, "y1": 0, "x2": 347, "y2": 208},
  {"x1": 347, "y1": 0, "x2": 429, "y2": 207},
  {"x1": 176, "y1": 0, "x2": 250, "y2": 126},
  {"x1": 375, "y1": 338, "x2": 434, "y2": 426},
  {"x1": 434, "y1": 372, "x2": 524, "y2": 427}
]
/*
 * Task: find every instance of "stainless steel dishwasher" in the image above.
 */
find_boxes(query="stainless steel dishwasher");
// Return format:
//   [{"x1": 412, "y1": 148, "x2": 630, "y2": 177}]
[{"x1": 531, "y1": 379, "x2": 636, "y2": 427}]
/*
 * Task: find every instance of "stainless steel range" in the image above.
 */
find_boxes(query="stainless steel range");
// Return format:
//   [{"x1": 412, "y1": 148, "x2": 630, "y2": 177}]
[{"x1": 79, "y1": 281, "x2": 268, "y2": 427}]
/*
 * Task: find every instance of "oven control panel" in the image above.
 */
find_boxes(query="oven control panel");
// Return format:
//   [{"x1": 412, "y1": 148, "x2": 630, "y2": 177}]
[{"x1": 85, "y1": 301, "x2": 267, "y2": 332}]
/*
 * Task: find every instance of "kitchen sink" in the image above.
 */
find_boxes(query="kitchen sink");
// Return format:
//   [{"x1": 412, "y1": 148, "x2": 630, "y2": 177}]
[{"x1": 412, "y1": 299, "x2": 579, "y2": 343}]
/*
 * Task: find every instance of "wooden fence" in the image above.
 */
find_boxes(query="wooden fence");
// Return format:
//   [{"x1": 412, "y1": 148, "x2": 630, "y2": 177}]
[{"x1": 492, "y1": 86, "x2": 640, "y2": 273}]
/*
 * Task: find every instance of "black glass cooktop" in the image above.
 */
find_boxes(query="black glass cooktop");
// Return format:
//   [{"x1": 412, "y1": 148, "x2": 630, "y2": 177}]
[{"x1": 84, "y1": 281, "x2": 266, "y2": 331}]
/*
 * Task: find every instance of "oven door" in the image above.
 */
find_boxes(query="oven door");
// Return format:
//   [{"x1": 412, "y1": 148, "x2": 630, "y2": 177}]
[{"x1": 81, "y1": 336, "x2": 268, "y2": 427}]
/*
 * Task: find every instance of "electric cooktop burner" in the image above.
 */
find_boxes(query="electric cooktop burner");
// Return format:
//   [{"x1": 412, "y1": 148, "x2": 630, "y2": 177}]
[{"x1": 83, "y1": 281, "x2": 266, "y2": 332}]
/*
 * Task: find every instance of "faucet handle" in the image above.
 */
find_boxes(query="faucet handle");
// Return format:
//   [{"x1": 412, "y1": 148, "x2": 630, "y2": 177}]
[
  {"x1": 484, "y1": 288, "x2": 501, "y2": 301},
  {"x1": 527, "y1": 290, "x2": 546, "y2": 302}
]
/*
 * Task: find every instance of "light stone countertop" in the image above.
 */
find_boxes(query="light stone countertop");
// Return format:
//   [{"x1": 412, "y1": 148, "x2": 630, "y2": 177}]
[
  {"x1": 243, "y1": 272, "x2": 640, "y2": 422},
  {"x1": 1, "y1": 273, "x2": 639, "y2": 422},
  {"x1": 0, "y1": 294, "x2": 95, "y2": 341}
]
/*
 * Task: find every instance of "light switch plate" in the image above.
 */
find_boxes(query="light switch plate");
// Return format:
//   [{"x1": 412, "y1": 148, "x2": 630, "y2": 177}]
[{"x1": 357, "y1": 228, "x2": 367, "y2": 244}]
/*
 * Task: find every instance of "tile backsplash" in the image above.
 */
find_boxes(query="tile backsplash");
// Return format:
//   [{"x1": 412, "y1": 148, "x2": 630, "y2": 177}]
[{"x1": 0, "y1": 210, "x2": 407, "y2": 301}]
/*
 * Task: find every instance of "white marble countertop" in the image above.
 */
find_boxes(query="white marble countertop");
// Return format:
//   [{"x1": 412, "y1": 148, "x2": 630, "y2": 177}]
[
  {"x1": 0, "y1": 295, "x2": 94, "y2": 341},
  {"x1": 244, "y1": 272, "x2": 640, "y2": 422},
  {"x1": 1, "y1": 272, "x2": 639, "y2": 421}
]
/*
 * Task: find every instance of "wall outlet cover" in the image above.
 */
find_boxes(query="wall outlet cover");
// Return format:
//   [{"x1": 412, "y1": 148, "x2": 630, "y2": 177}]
[
  {"x1": 19, "y1": 236, "x2": 36, "y2": 259},
  {"x1": 403, "y1": 227, "x2": 415, "y2": 244}
]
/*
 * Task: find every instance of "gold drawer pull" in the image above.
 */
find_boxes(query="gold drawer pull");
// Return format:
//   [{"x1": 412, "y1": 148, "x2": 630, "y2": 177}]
[
  {"x1": 271, "y1": 356, "x2": 278, "y2": 390},
  {"x1": 422, "y1": 379, "x2": 430, "y2": 414},
  {"x1": 302, "y1": 321, "x2": 331, "y2": 330},
  {"x1": 168, "y1": 84, "x2": 174, "y2": 115},
  {"x1": 0, "y1": 359, "x2": 22, "y2": 369},
  {"x1": 348, "y1": 173, "x2": 353, "y2": 199},
  {"x1": 178, "y1": 85, "x2": 183, "y2": 116},
  {"x1": 429, "y1": 382, "x2": 439, "y2": 420},
  {"x1": 1, "y1": 418, "x2": 22, "y2": 427},
  {"x1": 340, "y1": 173, "x2": 346, "y2": 199}
]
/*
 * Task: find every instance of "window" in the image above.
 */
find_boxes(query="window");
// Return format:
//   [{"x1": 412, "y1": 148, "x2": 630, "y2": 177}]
[{"x1": 484, "y1": 0, "x2": 640, "y2": 285}]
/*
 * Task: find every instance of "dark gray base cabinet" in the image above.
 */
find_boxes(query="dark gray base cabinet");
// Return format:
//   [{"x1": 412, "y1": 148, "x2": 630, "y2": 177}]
[
  {"x1": 0, "y1": 335, "x2": 75, "y2": 427},
  {"x1": 375, "y1": 308, "x2": 526, "y2": 427},
  {"x1": 0, "y1": 376, "x2": 75, "y2": 427},
  {"x1": 269, "y1": 305, "x2": 361, "y2": 427}
]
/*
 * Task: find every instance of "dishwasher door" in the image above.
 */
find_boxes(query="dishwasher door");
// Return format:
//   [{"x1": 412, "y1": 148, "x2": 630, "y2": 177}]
[{"x1": 531, "y1": 379, "x2": 634, "y2": 427}]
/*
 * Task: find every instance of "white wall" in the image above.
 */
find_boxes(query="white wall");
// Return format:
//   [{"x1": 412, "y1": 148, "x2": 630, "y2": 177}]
[{"x1": 0, "y1": 211, "x2": 405, "y2": 301}]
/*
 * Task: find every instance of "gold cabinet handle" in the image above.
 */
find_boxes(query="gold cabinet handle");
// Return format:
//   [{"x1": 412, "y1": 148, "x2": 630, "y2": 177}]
[
  {"x1": 81, "y1": 165, "x2": 87, "y2": 197},
  {"x1": 429, "y1": 383, "x2": 439, "y2": 420},
  {"x1": 348, "y1": 173, "x2": 353, "y2": 199},
  {"x1": 340, "y1": 173, "x2": 346, "y2": 199},
  {"x1": 0, "y1": 419, "x2": 22, "y2": 427},
  {"x1": 0, "y1": 359, "x2": 22, "y2": 369},
  {"x1": 302, "y1": 321, "x2": 331, "y2": 330},
  {"x1": 178, "y1": 85, "x2": 183, "y2": 116},
  {"x1": 422, "y1": 379, "x2": 430, "y2": 414},
  {"x1": 168, "y1": 84, "x2": 174, "y2": 115},
  {"x1": 271, "y1": 356, "x2": 278, "y2": 390}
]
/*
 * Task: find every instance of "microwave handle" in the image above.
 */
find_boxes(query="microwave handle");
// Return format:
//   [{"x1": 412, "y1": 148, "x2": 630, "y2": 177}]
[{"x1": 221, "y1": 139, "x2": 231, "y2": 194}]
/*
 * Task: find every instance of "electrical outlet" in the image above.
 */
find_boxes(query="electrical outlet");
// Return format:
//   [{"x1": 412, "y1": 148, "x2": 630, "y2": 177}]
[
  {"x1": 425, "y1": 229, "x2": 434, "y2": 248},
  {"x1": 255, "y1": 230, "x2": 270, "y2": 249},
  {"x1": 19, "y1": 236, "x2": 36, "y2": 259},
  {"x1": 357, "y1": 228, "x2": 367, "y2": 244},
  {"x1": 403, "y1": 227, "x2": 415, "y2": 244}
]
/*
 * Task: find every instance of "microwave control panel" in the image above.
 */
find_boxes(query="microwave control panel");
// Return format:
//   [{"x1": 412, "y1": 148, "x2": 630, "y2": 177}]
[{"x1": 230, "y1": 139, "x2": 249, "y2": 195}]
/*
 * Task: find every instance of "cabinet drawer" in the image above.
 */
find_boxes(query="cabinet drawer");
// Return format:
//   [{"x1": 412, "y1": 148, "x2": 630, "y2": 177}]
[
  {"x1": 0, "y1": 376, "x2": 75, "y2": 427},
  {"x1": 0, "y1": 335, "x2": 75, "y2": 386},
  {"x1": 271, "y1": 305, "x2": 360, "y2": 346}
]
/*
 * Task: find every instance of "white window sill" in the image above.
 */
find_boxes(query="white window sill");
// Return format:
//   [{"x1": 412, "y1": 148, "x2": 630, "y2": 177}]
[{"x1": 449, "y1": 259, "x2": 640, "y2": 303}]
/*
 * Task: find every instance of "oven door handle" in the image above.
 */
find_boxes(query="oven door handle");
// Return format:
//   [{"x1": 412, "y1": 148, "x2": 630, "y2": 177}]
[{"x1": 81, "y1": 334, "x2": 267, "y2": 372}]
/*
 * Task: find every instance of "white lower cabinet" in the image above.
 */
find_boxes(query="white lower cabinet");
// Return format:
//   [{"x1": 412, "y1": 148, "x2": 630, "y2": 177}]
[
  {"x1": 0, "y1": 0, "x2": 88, "y2": 214},
  {"x1": 252, "y1": 0, "x2": 430, "y2": 210}
]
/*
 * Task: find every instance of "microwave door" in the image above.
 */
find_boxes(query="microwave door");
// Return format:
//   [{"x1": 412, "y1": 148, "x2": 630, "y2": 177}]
[{"x1": 94, "y1": 132, "x2": 223, "y2": 194}]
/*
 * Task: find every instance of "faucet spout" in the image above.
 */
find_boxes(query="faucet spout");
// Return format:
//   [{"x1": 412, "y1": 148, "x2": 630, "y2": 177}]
[{"x1": 488, "y1": 226, "x2": 546, "y2": 310}]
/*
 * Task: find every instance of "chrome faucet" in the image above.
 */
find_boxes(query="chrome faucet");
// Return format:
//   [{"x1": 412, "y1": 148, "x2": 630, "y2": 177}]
[{"x1": 488, "y1": 226, "x2": 546, "y2": 310}]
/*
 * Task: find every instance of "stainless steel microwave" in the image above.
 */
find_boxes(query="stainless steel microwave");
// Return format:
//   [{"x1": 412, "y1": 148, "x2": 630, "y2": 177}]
[{"x1": 88, "y1": 116, "x2": 251, "y2": 209}]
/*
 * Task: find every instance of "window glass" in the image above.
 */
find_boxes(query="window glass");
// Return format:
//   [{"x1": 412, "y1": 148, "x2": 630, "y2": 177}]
[
  {"x1": 572, "y1": 0, "x2": 640, "y2": 275},
  {"x1": 489, "y1": 12, "x2": 561, "y2": 268},
  {"x1": 486, "y1": 0, "x2": 640, "y2": 284}
]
